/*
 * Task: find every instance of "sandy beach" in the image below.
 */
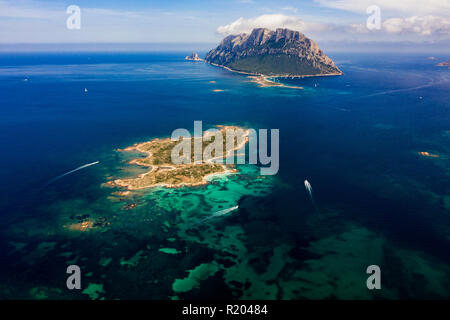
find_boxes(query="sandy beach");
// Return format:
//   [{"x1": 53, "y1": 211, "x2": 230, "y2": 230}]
[
  {"x1": 111, "y1": 126, "x2": 250, "y2": 190},
  {"x1": 206, "y1": 61, "x2": 342, "y2": 89}
]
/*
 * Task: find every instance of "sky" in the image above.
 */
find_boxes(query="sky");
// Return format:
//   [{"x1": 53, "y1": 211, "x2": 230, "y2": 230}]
[{"x1": 0, "y1": 0, "x2": 449, "y2": 51}]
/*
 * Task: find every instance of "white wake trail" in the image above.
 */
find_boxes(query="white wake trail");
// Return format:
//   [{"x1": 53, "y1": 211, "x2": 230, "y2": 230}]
[
  {"x1": 304, "y1": 180, "x2": 315, "y2": 206},
  {"x1": 43, "y1": 161, "x2": 100, "y2": 187},
  {"x1": 199, "y1": 205, "x2": 239, "y2": 223}
]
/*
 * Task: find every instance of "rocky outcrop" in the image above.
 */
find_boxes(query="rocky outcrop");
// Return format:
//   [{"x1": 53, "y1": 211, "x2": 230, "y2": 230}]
[
  {"x1": 205, "y1": 28, "x2": 342, "y2": 76},
  {"x1": 185, "y1": 52, "x2": 202, "y2": 61},
  {"x1": 437, "y1": 60, "x2": 450, "y2": 68}
]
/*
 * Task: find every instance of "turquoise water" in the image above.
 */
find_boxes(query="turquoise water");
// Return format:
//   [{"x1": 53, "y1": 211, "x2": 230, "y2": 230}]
[{"x1": 0, "y1": 52, "x2": 449, "y2": 299}]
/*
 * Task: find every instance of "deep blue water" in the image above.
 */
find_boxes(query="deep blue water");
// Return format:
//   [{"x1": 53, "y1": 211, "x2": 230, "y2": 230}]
[{"x1": 0, "y1": 52, "x2": 449, "y2": 299}]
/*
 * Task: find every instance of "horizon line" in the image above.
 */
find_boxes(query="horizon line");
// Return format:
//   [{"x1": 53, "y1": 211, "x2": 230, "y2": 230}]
[{"x1": 0, "y1": 41, "x2": 449, "y2": 54}]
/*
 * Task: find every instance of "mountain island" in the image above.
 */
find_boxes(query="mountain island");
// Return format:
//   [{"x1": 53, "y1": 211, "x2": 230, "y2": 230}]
[{"x1": 205, "y1": 28, "x2": 342, "y2": 78}]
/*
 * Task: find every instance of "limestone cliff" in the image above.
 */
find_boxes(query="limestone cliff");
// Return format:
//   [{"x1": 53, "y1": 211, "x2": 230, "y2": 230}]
[{"x1": 205, "y1": 28, "x2": 342, "y2": 76}]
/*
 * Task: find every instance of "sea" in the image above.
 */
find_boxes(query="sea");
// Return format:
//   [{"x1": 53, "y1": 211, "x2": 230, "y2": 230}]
[{"x1": 0, "y1": 51, "x2": 449, "y2": 299}]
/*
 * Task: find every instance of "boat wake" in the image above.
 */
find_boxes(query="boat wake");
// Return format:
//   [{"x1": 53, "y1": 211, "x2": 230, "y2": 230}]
[
  {"x1": 304, "y1": 179, "x2": 316, "y2": 208},
  {"x1": 199, "y1": 205, "x2": 239, "y2": 223},
  {"x1": 42, "y1": 161, "x2": 100, "y2": 188}
]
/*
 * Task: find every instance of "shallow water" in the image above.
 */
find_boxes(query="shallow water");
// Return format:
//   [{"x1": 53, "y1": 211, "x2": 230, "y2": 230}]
[{"x1": 0, "y1": 52, "x2": 449, "y2": 299}]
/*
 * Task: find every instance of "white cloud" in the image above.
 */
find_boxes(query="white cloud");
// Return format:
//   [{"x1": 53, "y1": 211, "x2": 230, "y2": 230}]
[
  {"x1": 216, "y1": 13, "x2": 450, "y2": 43},
  {"x1": 0, "y1": 0, "x2": 60, "y2": 19},
  {"x1": 383, "y1": 15, "x2": 450, "y2": 36},
  {"x1": 282, "y1": 6, "x2": 298, "y2": 14},
  {"x1": 0, "y1": 1, "x2": 217, "y2": 43},
  {"x1": 315, "y1": 0, "x2": 450, "y2": 16},
  {"x1": 348, "y1": 23, "x2": 370, "y2": 34},
  {"x1": 216, "y1": 14, "x2": 329, "y2": 36},
  {"x1": 349, "y1": 15, "x2": 450, "y2": 36}
]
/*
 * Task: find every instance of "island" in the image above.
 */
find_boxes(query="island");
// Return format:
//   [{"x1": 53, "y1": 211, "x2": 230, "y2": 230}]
[
  {"x1": 437, "y1": 60, "x2": 450, "y2": 68},
  {"x1": 247, "y1": 75, "x2": 304, "y2": 89},
  {"x1": 185, "y1": 52, "x2": 203, "y2": 61},
  {"x1": 418, "y1": 151, "x2": 439, "y2": 158},
  {"x1": 111, "y1": 126, "x2": 249, "y2": 190},
  {"x1": 205, "y1": 28, "x2": 342, "y2": 79}
]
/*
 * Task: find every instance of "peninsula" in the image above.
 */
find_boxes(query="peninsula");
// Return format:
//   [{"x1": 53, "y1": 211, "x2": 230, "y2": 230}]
[
  {"x1": 205, "y1": 28, "x2": 342, "y2": 78},
  {"x1": 112, "y1": 126, "x2": 249, "y2": 190}
]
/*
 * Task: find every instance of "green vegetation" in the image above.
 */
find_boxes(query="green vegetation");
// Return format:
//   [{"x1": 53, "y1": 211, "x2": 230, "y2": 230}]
[
  {"x1": 229, "y1": 54, "x2": 338, "y2": 76},
  {"x1": 205, "y1": 28, "x2": 342, "y2": 77},
  {"x1": 114, "y1": 126, "x2": 247, "y2": 189}
]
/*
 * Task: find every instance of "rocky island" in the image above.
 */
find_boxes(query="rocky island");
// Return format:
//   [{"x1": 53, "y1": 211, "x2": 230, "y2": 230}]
[
  {"x1": 185, "y1": 52, "x2": 203, "y2": 61},
  {"x1": 111, "y1": 126, "x2": 249, "y2": 190},
  {"x1": 437, "y1": 60, "x2": 450, "y2": 68},
  {"x1": 205, "y1": 28, "x2": 342, "y2": 78}
]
